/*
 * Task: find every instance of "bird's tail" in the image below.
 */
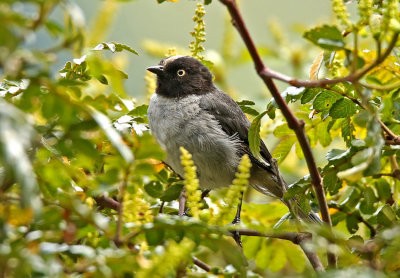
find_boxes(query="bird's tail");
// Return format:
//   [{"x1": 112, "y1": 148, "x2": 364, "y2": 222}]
[{"x1": 283, "y1": 199, "x2": 322, "y2": 224}]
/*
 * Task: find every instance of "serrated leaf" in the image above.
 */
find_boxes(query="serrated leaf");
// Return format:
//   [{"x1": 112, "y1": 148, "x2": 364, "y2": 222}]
[
  {"x1": 273, "y1": 123, "x2": 292, "y2": 137},
  {"x1": 323, "y1": 171, "x2": 340, "y2": 194},
  {"x1": 377, "y1": 204, "x2": 396, "y2": 227},
  {"x1": 160, "y1": 183, "x2": 184, "y2": 202},
  {"x1": 237, "y1": 100, "x2": 255, "y2": 106},
  {"x1": 303, "y1": 25, "x2": 345, "y2": 50},
  {"x1": 301, "y1": 88, "x2": 320, "y2": 104},
  {"x1": 318, "y1": 120, "x2": 332, "y2": 147},
  {"x1": 273, "y1": 136, "x2": 297, "y2": 163},
  {"x1": 249, "y1": 111, "x2": 267, "y2": 159},
  {"x1": 239, "y1": 105, "x2": 259, "y2": 116},
  {"x1": 313, "y1": 90, "x2": 342, "y2": 111},
  {"x1": 376, "y1": 179, "x2": 392, "y2": 202},
  {"x1": 329, "y1": 98, "x2": 357, "y2": 118},
  {"x1": 326, "y1": 148, "x2": 350, "y2": 162},
  {"x1": 360, "y1": 187, "x2": 377, "y2": 214}
]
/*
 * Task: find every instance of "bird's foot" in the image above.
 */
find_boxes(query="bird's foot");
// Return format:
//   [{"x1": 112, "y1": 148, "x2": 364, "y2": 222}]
[{"x1": 230, "y1": 217, "x2": 242, "y2": 247}]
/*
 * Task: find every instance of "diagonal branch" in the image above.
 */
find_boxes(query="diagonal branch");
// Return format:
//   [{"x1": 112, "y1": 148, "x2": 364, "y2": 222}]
[
  {"x1": 219, "y1": 0, "x2": 336, "y2": 267},
  {"x1": 233, "y1": 229, "x2": 324, "y2": 272}
]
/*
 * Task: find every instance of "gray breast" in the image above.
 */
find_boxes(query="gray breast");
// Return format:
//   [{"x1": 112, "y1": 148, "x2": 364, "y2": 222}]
[{"x1": 148, "y1": 93, "x2": 241, "y2": 189}]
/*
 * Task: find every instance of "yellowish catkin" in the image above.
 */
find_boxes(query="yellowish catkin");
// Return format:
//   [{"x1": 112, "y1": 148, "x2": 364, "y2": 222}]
[
  {"x1": 179, "y1": 147, "x2": 202, "y2": 219},
  {"x1": 212, "y1": 154, "x2": 251, "y2": 225},
  {"x1": 123, "y1": 190, "x2": 153, "y2": 224},
  {"x1": 189, "y1": 3, "x2": 206, "y2": 60},
  {"x1": 136, "y1": 238, "x2": 195, "y2": 278},
  {"x1": 383, "y1": 0, "x2": 400, "y2": 32},
  {"x1": 358, "y1": 0, "x2": 373, "y2": 25},
  {"x1": 332, "y1": 0, "x2": 352, "y2": 28}
]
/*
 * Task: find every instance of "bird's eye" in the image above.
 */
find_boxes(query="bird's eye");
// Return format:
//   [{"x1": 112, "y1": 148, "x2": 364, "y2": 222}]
[{"x1": 177, "y1": 69, "x2": 186, "y2": 77}]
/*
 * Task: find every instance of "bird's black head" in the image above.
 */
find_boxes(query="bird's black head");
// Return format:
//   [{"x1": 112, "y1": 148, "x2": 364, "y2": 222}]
[{"x1": 146, "y1": 56, "x2": 214, "y2": 98}]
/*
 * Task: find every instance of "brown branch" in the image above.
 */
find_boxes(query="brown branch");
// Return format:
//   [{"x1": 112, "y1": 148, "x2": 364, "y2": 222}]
[
  {"x1": 192, "y1": 256, "x2": 211, "y2": 272},
  {"x1": 282, "y1": 32, "x2": 399, "y2": 88},
  {"x1": 94, "y1": 195, "x2": 120, "y2": 211},
  {"x1": 233, "y1": 229, "x2": 324, "y2": 272},
  {"x1": 219, "y1": 0, "x2": 336, "y2": 267}
]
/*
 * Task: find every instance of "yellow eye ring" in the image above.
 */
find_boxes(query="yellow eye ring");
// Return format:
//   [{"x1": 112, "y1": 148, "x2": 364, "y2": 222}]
[{"x1": 177, "y1": 69, "x2": 186, "y2": 77}]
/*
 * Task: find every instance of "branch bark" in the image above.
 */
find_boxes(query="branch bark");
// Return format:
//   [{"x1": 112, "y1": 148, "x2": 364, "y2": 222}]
[
  {"x1": 219, "y1": 0, "x2": 336, "y2": 267},
  {"x1": 94, "y1": 195, "x2": 120, "y2": 211},
  {"x1": 192, "y1": 256, "x2": 211, "y2": 272}
]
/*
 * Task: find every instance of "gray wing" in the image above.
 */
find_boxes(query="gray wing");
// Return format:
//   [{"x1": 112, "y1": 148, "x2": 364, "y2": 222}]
[{"x1": 199, "y1": 89, "x2": 275, "y2": 174}]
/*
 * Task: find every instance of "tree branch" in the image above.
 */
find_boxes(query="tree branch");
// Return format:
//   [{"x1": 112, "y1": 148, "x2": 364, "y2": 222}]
[
  {"x1": 233, "y1": 229, "x2": 324, "y2": 272},
  {"x1": 94, "y1": 195, "x2": 120, "y2": 211},
  {"x1": 192, "y1": 256, "x2": 211, "y2": 272},
  {"x1": 219, "y1": 0, "x2": 336, "y2": 267}
]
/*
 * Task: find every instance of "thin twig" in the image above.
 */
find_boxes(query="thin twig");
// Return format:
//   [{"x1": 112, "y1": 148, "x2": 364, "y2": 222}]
[
  {"x1": 218, "y1": 0, "x2": 336, "y2": 267},
  {"x1": 192, "y1": 256, "x2": 211, "y2": 272},
  {"x1": 94, "y1": 195, "x2": 120, "y2": 211}
]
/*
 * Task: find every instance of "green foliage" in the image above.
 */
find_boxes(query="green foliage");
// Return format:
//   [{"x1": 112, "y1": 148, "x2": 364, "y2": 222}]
[{"x1": 1, "y1": 0, "x2": 400, "y2": 277}]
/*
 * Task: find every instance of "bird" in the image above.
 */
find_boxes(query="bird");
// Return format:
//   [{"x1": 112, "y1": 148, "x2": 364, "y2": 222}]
[{"x1": 146, "y1": 56, "x2": 320, "y2": 237}]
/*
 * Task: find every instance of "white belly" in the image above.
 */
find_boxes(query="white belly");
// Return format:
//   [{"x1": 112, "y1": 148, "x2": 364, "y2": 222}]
[{"x1": 148, "y1": 94, "x2": 240, "y2": 189}]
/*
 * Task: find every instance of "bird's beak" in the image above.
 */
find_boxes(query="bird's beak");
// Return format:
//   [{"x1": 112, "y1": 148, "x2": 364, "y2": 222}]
[{"x1": 146, "y1": 65, "x2": 164, "y2": 75}]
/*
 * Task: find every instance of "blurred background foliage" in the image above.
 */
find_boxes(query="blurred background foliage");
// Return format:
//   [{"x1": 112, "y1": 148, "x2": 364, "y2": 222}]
[{"x1": 1, "y1": 0, "x2": 400, "y2": 277}]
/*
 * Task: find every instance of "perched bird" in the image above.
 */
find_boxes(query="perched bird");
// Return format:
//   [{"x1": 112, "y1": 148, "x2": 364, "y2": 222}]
[{"x1": 147, "y1": 56, "x2": 320, "y2": 227}]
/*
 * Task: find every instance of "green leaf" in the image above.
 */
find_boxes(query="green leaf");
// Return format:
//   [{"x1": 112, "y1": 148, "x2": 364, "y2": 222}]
[
  {"x1": 128, "y1": 104, "x2": 148, "y2": 117},
  {"x1": 0, "y1": 101, "x2": 42, "y2": 214},
  {"x1": 377, "y1": 204, "x2": 397, "y2": 227},
  {"x1": 376, "y1": 179, "x2": 392, "y2": 202},
  {"x1": 303, "y1": 25, "x2": 345, "y2": 50},
  {"x1": 273, "y1": 136, "x2": 297, "y2": 163},
  {"x1": 346, "y1": 216, "x2": 359, "y2": 234},
  {"x1": 144, "y1": 181, "x2": 164, "y2": 198},
  {"x1": 323, "y1": 171, "x2": 340, "y2": 194},
  {"x1": 239, "y1": 105, "x2": 259, "y2": 116},
  {"x1": 160, "y1": 183, "x2": 184, "y2": 202},
  {"x1": 269, "y1": 246, "x2": 287, "y2": 272},
  {"x1": 313, "y1": 90, "x2": 342, "y2": 111},
  {"x1": 93, "y1": 42, "x2": 138, "y2": 55},
  {"x1": 255, "y1": 242, "x2": 273, "y2": 269},
  {"x1": 301, "y1": 88, "x2": 320, "y2": 104},
  {"x1": 96, "y1": 75, "x2": 108, "y2": 85},
  {"x1": 326, "y1": 148, "x2": 350, "y2": 162},
  {"x1": 286, "y1": 243, "x2": 306, "y2": 273},
  {"x1": 90, "y1": 108, "x2": 134, "y2": 163},
  {"x1": 360, "y1": 187, "x2": 377, "y2": 214},
  {"x1": 273, "y1": 123, "x2": 292, "y2": 137},
  {"x1": 145, "y1": 228, "x2": 165, "y2": 245},
  {"x1": 318, "y1": 120, "x2": 332, "y2": 147},
  {"x1": 329, "y1": 98, "x2": 357, "y2": 118},
  {"x1": 248, "y1": 111, "x2": 267, "y2": 160},
  {"x1": 236, "y1": 100, "x2": 255, "y2": 106}
]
